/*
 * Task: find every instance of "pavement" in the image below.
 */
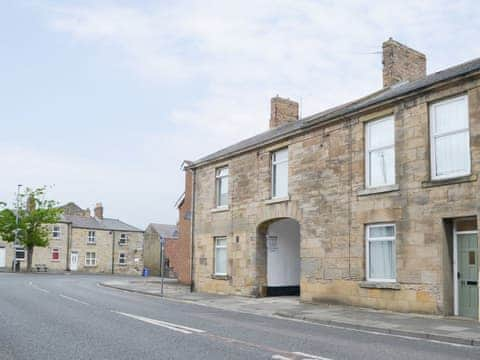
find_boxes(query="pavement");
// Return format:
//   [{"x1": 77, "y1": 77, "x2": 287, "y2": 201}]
[
  {"x1": 101, "y1": 277, "x2": 480, "y2": 347},
  {"x1": 1, "y1": 273, "x2": 480, "y2": 360}
]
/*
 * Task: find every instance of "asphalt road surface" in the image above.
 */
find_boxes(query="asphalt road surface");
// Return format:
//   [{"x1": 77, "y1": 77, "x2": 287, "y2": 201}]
[{"x1": 0, "y1": 273, "x2": 479, "y2": 360}]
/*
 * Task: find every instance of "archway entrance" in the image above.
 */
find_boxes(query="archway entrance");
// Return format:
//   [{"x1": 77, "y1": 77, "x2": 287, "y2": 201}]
[{"x1": 258, "y1": 218, "x2": 300, "y2": 296}]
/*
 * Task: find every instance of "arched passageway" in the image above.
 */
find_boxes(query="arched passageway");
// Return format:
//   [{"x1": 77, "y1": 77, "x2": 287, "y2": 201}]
[{"x1": 257, "y1": 218, "x2": 300, "y2": 296}]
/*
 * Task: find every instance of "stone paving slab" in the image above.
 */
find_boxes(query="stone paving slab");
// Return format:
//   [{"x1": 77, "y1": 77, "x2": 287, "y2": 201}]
[{"x1": 100, "y1": 278, "x2": 480, "y2": 347}]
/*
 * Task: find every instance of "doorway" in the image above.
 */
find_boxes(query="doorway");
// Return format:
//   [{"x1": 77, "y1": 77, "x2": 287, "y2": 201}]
[
  {"x1": 454, "y1": 218, "x2": 478, "y2": 319},
  {"x1": 70, "y1": 252, "x2": 79, "y2": 271},
  {"x1": 264, "y1": 218, "x2": 300, "y2": 296}
]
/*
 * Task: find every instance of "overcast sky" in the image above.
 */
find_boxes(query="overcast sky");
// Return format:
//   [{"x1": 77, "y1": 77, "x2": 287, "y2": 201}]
[{"x1": 1, "y1": 1, "x2": 479, "y2": 229}]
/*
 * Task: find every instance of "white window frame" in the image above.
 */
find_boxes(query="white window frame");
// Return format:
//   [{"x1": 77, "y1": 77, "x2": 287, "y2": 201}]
[
  {"x1": 214, "y1": 236, "x2": 227, "y2": 276},
  {"x1": 215, "y1": 166, "x2": 229, "y2": 208},
  {"x1": 430, "y1": 95, "x2": 471, "y2": 180},
  {"x1": 87, "y1": 231, "x2": 96, "y2": 244},
  {"x1": 51, "y1": 247, "x2": 60, "y2": 262},
  {"x1": 85, "y1": 252, "x2": 96, "y2": 266},
  {"x1": 119, "y1": 253, "x2": 127, "y2": 265},
  {"x1": 365, "y1": 116, "x2": 395, "y2": 188},
  {"x1": 271, "y1": 148, "x2": 289, "y2": 199},
  {"x1": 52, "y1": 225, "x2": 61, "y2": 239},
  {"x1": 365, "y1": 223, "x2": 396, "y2": 282},
  {"x1": 119, "y1": 233, "x2": 128, "y2": 245},
  {"x1": 15, "y1": 246, "x2": 25, "y2": 261}
]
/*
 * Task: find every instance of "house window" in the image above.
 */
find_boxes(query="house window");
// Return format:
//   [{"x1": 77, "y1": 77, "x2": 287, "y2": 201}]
[
  {"x1": 15, "y1": 246, "x2": 25, "y2": 261},
  {"x1": 85, "y1": 252, "x2": 96, "y2": 266},
  {"x1": 52, "y1": 225, "x2": 61, "y2": 239},
  {"x1": 215, "y1": 166, "x2": 229, "y2": 208},
  {"x1": 87, "y1": 231, "x2": 96, "y2": 244},
  {"x1": 272, "y1": 148, "x2": 288, "y2": 198},
  {"x1": 366, "y1": 224, "x2": 396, "y2": 282},
  {"x1": 430, "y1": 95, "x2": 470, "y2": 180},
  {"x1": 119, "y1": 233, "x2": 128, "y2": 245},
  {"x1": 51, "y1": 248, "x2": 60, "y2": 261},
  {"x1": 119, "y1": 253, "x2": 127, "y2": 265},
  {"x1": 214, "y1": 237, "x2": 227, "y2": 276},
  {"x1": 365, "y1": 116, "x2": 395, "y2": 188}
]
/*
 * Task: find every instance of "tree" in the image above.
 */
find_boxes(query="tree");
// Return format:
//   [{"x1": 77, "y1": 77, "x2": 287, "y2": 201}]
[{"x1": 0, "y1": 187, "x2": 62, "y2": 272}]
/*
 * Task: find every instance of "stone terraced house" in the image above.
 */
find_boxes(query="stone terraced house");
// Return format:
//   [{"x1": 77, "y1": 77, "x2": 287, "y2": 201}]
[
  {"x1": 188, "y1": 38, "x2": 480, "y2": 320},
  {"x1": 0, "y1": 202, "x2": 144, "y2": 275}
]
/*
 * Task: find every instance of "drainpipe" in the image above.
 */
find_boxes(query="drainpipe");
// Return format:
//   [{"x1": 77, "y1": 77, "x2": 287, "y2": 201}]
[
  {"x1": 112, "y1": 231, "x2": 115, "y2": 274},
  {"x1": 190, "y1": 168, "x2": 196, "y2": 292}
]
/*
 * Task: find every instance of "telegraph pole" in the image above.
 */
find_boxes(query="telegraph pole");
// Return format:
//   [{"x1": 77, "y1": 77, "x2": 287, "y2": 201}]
[{"x1": 12, "y1": 184, "x2": 22, "y2": 272}]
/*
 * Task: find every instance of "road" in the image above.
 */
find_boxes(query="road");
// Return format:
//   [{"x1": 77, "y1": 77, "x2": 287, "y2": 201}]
[{"x1": 0, "y1": 274, "x2": 479, "y2": 360}]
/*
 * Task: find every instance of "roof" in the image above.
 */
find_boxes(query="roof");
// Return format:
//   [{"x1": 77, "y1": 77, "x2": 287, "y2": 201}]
[
  {"x1": 146, "y1": 223, "x2": 178, "y2": 238},
  {"x1": 60, "y1": 214, "x2": 143, "y2": 232},
  {"x1": 192, "y1": 56, "x2": 480, "y2": 167}
]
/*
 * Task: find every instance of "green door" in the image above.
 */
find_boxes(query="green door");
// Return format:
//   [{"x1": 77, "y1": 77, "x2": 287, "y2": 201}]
[{"x1": 457, "y1": 232, "x2": 478, "y2": 319}]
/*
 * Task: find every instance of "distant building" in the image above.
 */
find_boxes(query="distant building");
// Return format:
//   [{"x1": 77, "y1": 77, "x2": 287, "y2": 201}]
[
  {"x1": 144, "y1": 223, "x2": 178, "y2": 277},
  {"x1": 0, "y1": 202, "x2": 144, "y2": 274}
]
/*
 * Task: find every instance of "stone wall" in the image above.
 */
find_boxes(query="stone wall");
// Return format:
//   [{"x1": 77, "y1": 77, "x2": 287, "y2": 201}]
[{"x1": 192, "y1": 75, "x2": 480, "y2": 315}]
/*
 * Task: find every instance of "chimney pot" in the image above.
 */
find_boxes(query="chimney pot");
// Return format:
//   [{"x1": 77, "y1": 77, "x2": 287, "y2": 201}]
[
  {"x1": 270, "y1": 96, "x2": 299, "y2": 128},
  {"x1": 382, "y1": 38, "x2": 426, "y2": 87},
  {"x1": 94, "y1": 202, "x2": 103, "y2": 220}
]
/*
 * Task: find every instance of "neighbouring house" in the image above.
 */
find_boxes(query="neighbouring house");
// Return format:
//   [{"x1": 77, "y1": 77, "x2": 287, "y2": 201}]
[
  {"x1": 144, "y1": 223, "x2": 178, "y2": 277},
  {"x1": 143, "y1": 161, "x2": 193, "y2": 283},
  {"x1": 188, "y1": 38, "x2": 480, "y2": 320},
  {"x1": 174, "y1": 160, "x2": 194, "y2": 285},
  {"x1": 0, "y1": 202, "x2": 144, "y2": 274}
]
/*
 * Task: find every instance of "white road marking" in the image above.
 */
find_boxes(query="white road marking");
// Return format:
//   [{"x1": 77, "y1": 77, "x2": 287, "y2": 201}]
[
  {"x1": 59, "y1": 294, "x2": 90, "y2": 306},
  {"x1": 114, "y1": 311, "x2": 206, "y2": 335},
  {"x1": 293, "y1": 351, "x2": 333, "y2": 359},
  {"x1": 29, "y1": 282, "x2": 50, "y2": 294},
  {"x1": 272, "y1": 355, "x2": 292, "y2": 360}
]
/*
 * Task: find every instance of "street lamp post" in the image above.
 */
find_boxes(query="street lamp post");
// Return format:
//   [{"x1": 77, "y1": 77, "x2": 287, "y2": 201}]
[
  {"x1": 159, "y1": 235, "x2": 165, "y2": 297},
  {"x1": 12, "y1": 184, "x2": 22, "y2": 273}
]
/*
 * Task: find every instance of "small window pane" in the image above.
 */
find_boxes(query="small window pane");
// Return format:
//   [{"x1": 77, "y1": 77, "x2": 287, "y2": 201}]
[
  {"x1": 433, "y1": 98, "x2": 468, "y2": 134},
  {"x1": 273, "y1": 161, "x2": 288, "y2": 197},
  {"x1": 368, "y1": 118, "x2": 394, "y2": 149},
  {"x1": 369, "y1": 240, "x2": 395, "y2": 280},
  {"x1": 434, "y1": 131, "x2": 470, "y2": 176},
  {"x1": 273, "y1": 148, "x2": 288, "y2": 162},
  {"x1": 369, "y1": 147, "x2": 395, "y2": 187},
  {"x1": 369, "y1": 225, "x2": 395, "y2": 238}
]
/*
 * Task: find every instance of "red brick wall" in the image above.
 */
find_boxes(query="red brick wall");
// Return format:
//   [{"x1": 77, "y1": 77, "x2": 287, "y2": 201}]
[{"x1": 174, "y1": 168, "x2": 192, "y2": 284}]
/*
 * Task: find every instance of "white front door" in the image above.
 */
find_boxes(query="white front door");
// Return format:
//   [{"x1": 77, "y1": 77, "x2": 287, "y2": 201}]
[
  {"x1": 0, "y1": 248, "x2": 5, "y2": 267},
  {"x1": 70, "y1": 252, "x2": 79, "y2": 271}
]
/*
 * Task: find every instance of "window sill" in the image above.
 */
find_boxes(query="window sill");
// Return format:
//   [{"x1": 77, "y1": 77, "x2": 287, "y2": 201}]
[
  {"x1": 265, "y1": 195, "x2": 290, "y2": 205},
  {"x1": 211, "y1": 274, "x2": 230, "y2": 280},
  {"x1": 118, "y1": 264, "x2": 127, "y2": 267},
  {"x1": 211, "y1": 206, "x2": 229, "y2": 213},
  {"x1": 359, "y1": 281, "x2": 400, "y2": 290},
  {"x1": 118, "y1": 243, "x2": 128, "y2": 246},
  {"x1": 84, "y1": 265, "x2": 97, "y2": 268},
  {"x1": 86, "y1": 242, "x2": 96, "y2": 245},
  {"x1": 422, "y1": 174, "x2": 477, "y2": 188},
  {"x1": 50, "y1": 260, "x2": 60, "y2": 263},
  {"x1": 357, "y1": 184, "x2": 399, "y2": 197}
]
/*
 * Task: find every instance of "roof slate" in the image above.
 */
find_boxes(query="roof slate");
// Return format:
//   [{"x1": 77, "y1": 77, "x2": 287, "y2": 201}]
[
  {"x1": 146, "y1": 223, "x2": 178, "y2": 238},
  {"x1": 60, "y1": 214, "x2": 143, "y2": 232},
  {"x1": 192, "y1": 56, "x2": 480, "y2": 167}
]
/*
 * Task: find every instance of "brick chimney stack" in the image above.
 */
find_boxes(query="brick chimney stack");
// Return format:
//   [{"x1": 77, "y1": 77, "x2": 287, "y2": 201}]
[
  {"x1": 270, "y1": 96, "x2": 299, "y2": 128},
  {"x1": 94, "y1": 202, "x2": 103, "y2": 219},
  {"x1": 382, "y1": 38, "x2": 426, "y2": 88}
]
